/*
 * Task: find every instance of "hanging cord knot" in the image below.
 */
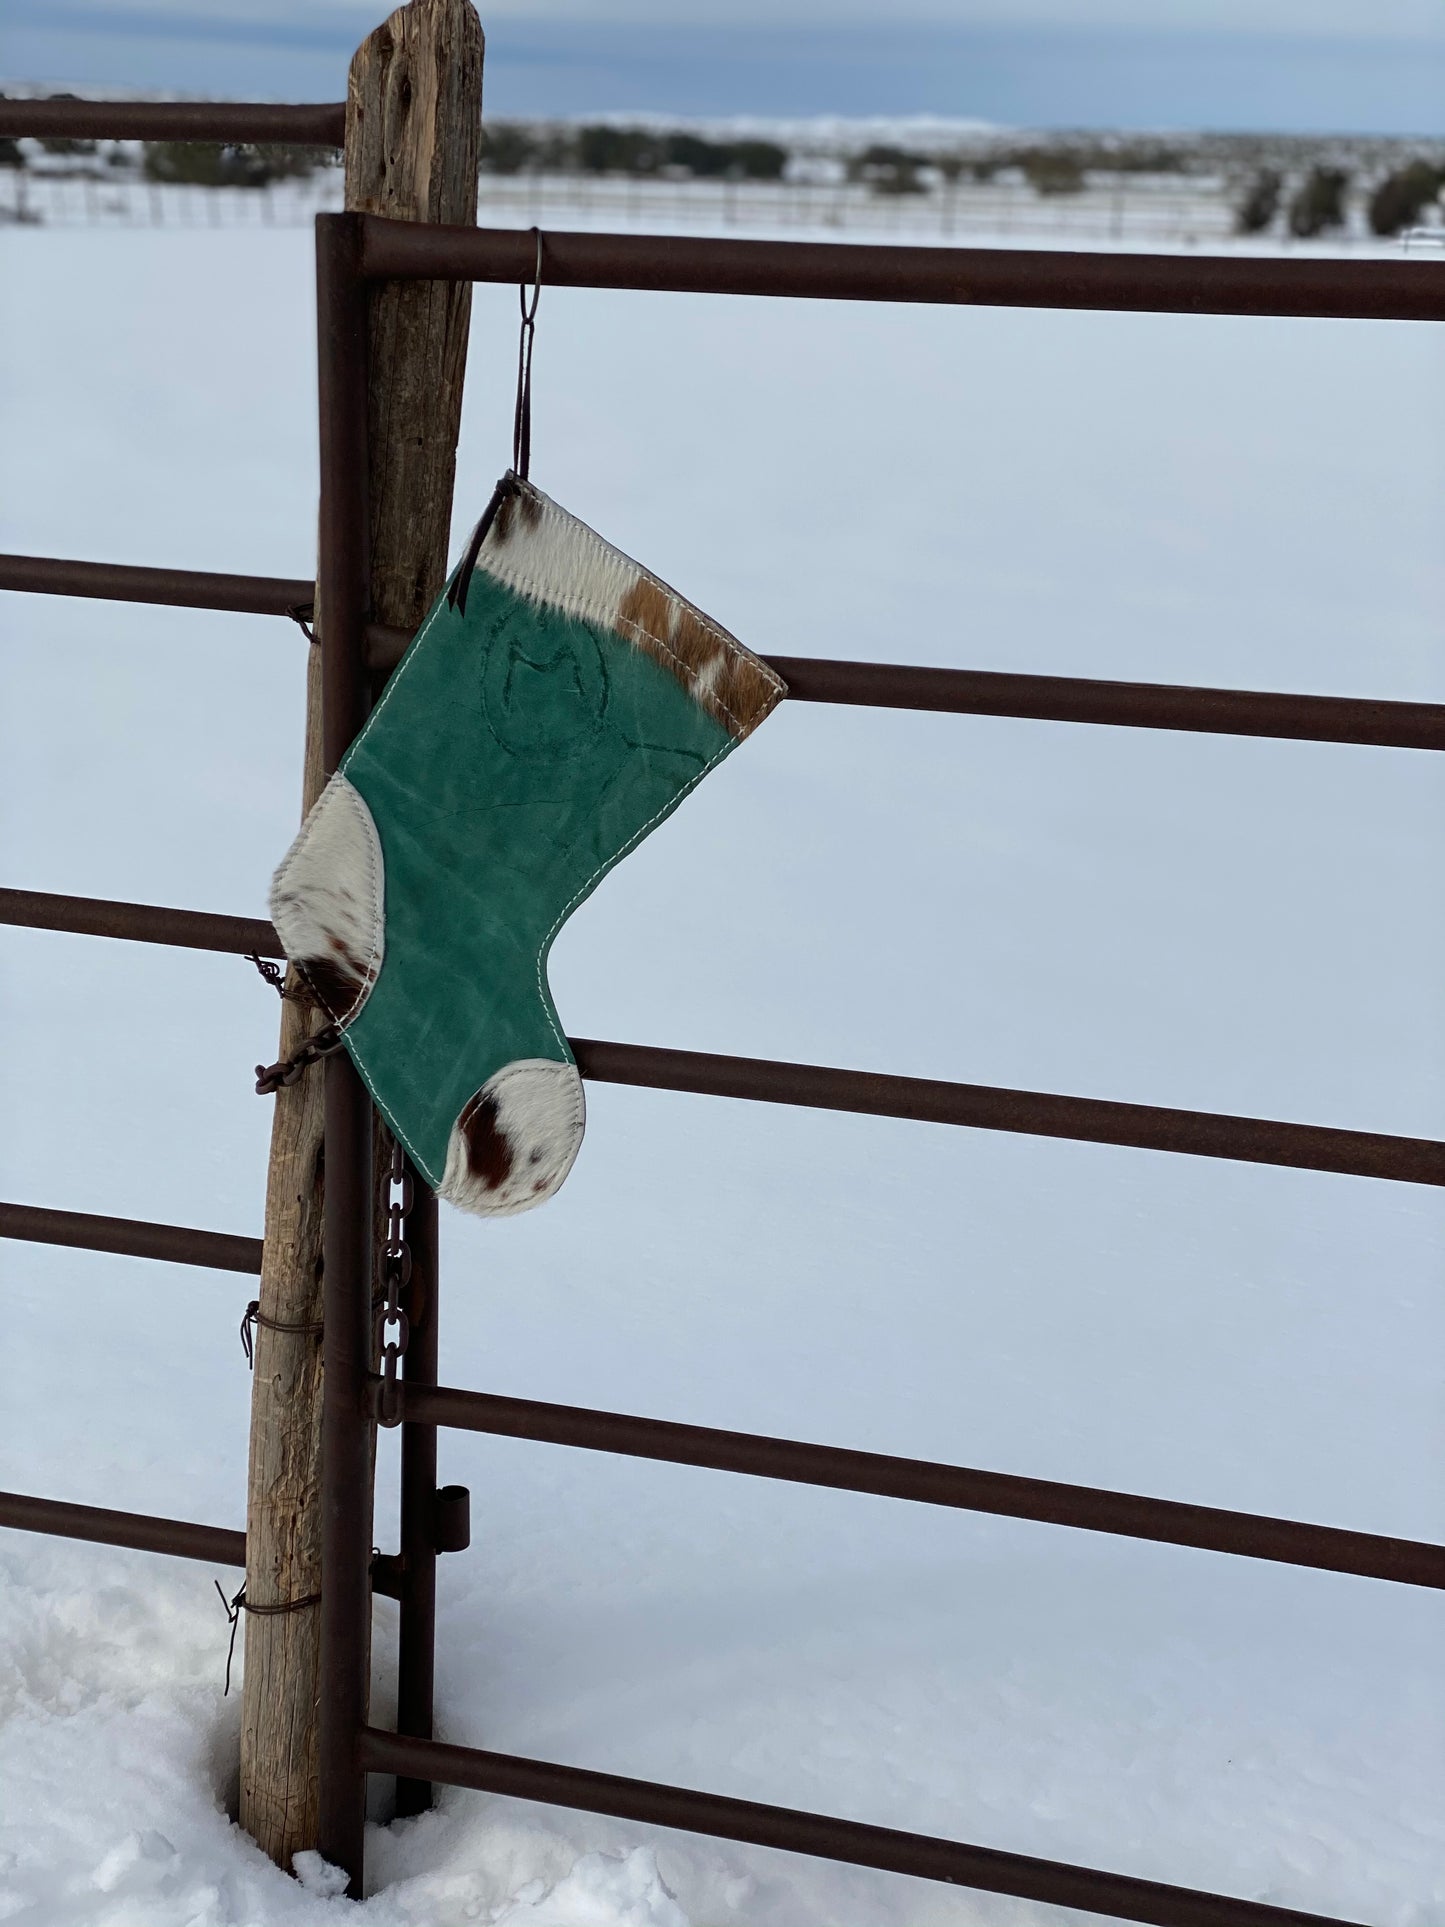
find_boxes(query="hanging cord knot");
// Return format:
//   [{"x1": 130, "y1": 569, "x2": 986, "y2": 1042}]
[
  {"x1": 255, "y1": 1021, "x2": 343, "y2": 1096},
  {"x1": 245, "y1": 952, "x2": 315, "y2": 1005},
  {"x1": 247, "y1": 952, "x2": 287, "y2": 995},
  {"x1": 286, "y1": 601, "x2": 317, "y2": 645},
  {"x1": 214, "y1": 1581, "x2": 321, "y2": 1696},
  {"x1": 239, "y1": 1299, "x2": 325, "y2": 1370}
]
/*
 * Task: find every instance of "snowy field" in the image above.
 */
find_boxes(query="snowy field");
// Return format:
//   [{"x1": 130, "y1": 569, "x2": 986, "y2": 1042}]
[{"x1": 1, "y1": 224, "x2": 1444, "y2": 1924}]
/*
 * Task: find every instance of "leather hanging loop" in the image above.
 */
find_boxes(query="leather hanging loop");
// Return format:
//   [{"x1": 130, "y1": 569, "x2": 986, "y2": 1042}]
[
  {"x1": 447, "y1": 230, "x2": 545, "y2": 620},
  {"x1": 512, "y1": 226, "x2": 543, "y2": 482}
]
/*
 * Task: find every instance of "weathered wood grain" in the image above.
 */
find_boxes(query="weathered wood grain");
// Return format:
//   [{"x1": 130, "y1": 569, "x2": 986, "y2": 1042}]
[{"x1": 240, "y1": 0, "x2": 481, "y2": 1869}]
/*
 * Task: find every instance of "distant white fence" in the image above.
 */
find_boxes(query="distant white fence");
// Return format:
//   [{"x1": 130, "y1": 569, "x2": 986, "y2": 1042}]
[
  {"x1": 0, "y1": 165, "x2": 1398, "y2": 249},
  {"x1": 0, "y1": 169, "x2": 345, "y2": 231},
  {"x1": 477, "y1": 171, "x2": 1250, "y2": 245}
]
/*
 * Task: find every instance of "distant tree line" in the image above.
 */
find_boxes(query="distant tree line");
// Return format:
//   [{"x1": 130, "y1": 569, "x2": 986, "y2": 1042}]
[
  {"x1": 1236, "y1": 157, "x2": 1445, "y2": 237},
  {"x1": 846, "y1": 138, "x2": 1191, "y2": 197},
  {"x1": 479, "y1": 127, "x2": 1193, "y2": 194},
  {"x1": 1367, "y1": 158, "x2": 1445, "y2": 234},
  {"x1": 140, "y1": 141, "x2": 338, "y2": 187},
  {"x1": 482, "y1": 123, "x2": 789, "y2": 181}
]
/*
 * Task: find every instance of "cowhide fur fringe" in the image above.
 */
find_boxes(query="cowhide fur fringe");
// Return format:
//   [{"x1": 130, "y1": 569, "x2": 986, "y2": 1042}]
[
  {"x1": 269, "y1": 772, "x2": 385, "y2": 1024},
  {"x1": 478, "y1": 477, "x2": 785, "y2": 743}
]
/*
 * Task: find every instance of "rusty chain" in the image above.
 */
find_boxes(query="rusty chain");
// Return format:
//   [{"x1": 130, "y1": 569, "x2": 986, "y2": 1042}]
[
  {"x1": 249, "y1": 948, "x2": 338, "y2": 1093},
  {"x1": 254, "y1": 1021, "x2": 343, "y2": 1096},
  {"x1": 375, "y1": 1139, "x2": 412, "y2": 1428}
]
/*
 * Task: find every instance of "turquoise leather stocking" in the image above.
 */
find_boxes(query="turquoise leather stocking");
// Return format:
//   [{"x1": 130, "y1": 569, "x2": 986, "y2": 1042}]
[{"x1": 270, "y1": 474, "x2": 784, "y2": 1215}]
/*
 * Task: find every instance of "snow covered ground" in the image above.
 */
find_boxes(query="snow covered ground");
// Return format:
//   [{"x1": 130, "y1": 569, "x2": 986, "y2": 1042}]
[{"x1": 1, "y1": 224, "x2": 1444, "y2": 1924}]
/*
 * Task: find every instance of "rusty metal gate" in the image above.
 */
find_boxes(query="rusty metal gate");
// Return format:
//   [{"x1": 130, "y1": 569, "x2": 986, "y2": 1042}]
[{"x1": 3, "y1": 94, "x2": 1444, "y2": 1927}]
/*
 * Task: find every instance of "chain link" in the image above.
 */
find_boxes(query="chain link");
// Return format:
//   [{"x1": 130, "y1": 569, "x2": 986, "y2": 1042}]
[
  {"x1": 254, "y1": 1021, "x2": 343, "y2": 1095},
  {"x1": 375, "y1": 1139, "x2": 412, "y2": 1427}
]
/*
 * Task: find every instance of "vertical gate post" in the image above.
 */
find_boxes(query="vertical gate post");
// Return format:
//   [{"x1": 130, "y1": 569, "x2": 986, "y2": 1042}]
[
  {"x1": 394, "y1": 1181, "x2": 441, "y2": 1818},
  {"x1": 314, "y1": 207, "x2": 374, "y2": 1891},
  {"x1": 241, "y1": 0, "x2": 482, "y2": 1886}
]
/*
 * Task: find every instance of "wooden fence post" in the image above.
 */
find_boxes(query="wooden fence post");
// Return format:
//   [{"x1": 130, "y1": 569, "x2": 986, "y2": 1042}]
[{"x1": 240, "y1": 0, "x2": 482, "y2": 1870}]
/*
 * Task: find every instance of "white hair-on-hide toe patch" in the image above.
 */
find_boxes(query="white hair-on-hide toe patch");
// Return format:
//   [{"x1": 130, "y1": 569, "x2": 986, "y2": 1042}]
[
  {"x1": 439, "y1": 1058, "x2": 586, "y2": 1217},
  {"x1": 268, "y1": 771, "x2": 385, "y2": 1025}
]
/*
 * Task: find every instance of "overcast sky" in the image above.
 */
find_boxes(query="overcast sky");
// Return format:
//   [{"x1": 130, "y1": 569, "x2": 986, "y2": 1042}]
[
  {"x1": 20, "y1": 0, "x2": 1445, "y2": 25},
  {"x1": 18, "y1": 0, "x2": 1445, "y2": 27},
  {"x1": 5, "y1": 0, "x2": 1444, "y2": 130}
]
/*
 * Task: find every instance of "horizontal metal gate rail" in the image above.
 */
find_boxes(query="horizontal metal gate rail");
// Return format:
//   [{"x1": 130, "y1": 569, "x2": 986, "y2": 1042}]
[
  {"x1": 394, "y1": 1381, "x2": 1445, "y2": 1589},
  {"x1": 567, "y1": 1037, "x2": 1444, "y2": 1183},
  {"x1": 356, "y1": 1730, "x2": 1364, "y2": 1927},
  {"x1": 0, "y1": 1489, "x2": 246, "y2": 1567},
  {"x1": 0, "y1": 551, "x2": 314, "y2": 618},
  {"x1": 0, "y1": 99, "x2": 1436, "y2": 1923},
  {"x1": 0, "y1": 1199, "x2": 262, "y2": 1272},
  {"x1": 5, "y1": 885, "x2": 1439, "y2": 1184},
  {"x1": 0, "y1": 884, "x2": 278, "y2": 955},
  {"x1": 9, "y1": 549, "x2": 1445, "y2": 746},
  {"x1": 361, "y1": 218, "x2": 1445, "y2": 322},
  {"x1": 0, "y1": 98, "x2": 345, "y2": 145}
]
